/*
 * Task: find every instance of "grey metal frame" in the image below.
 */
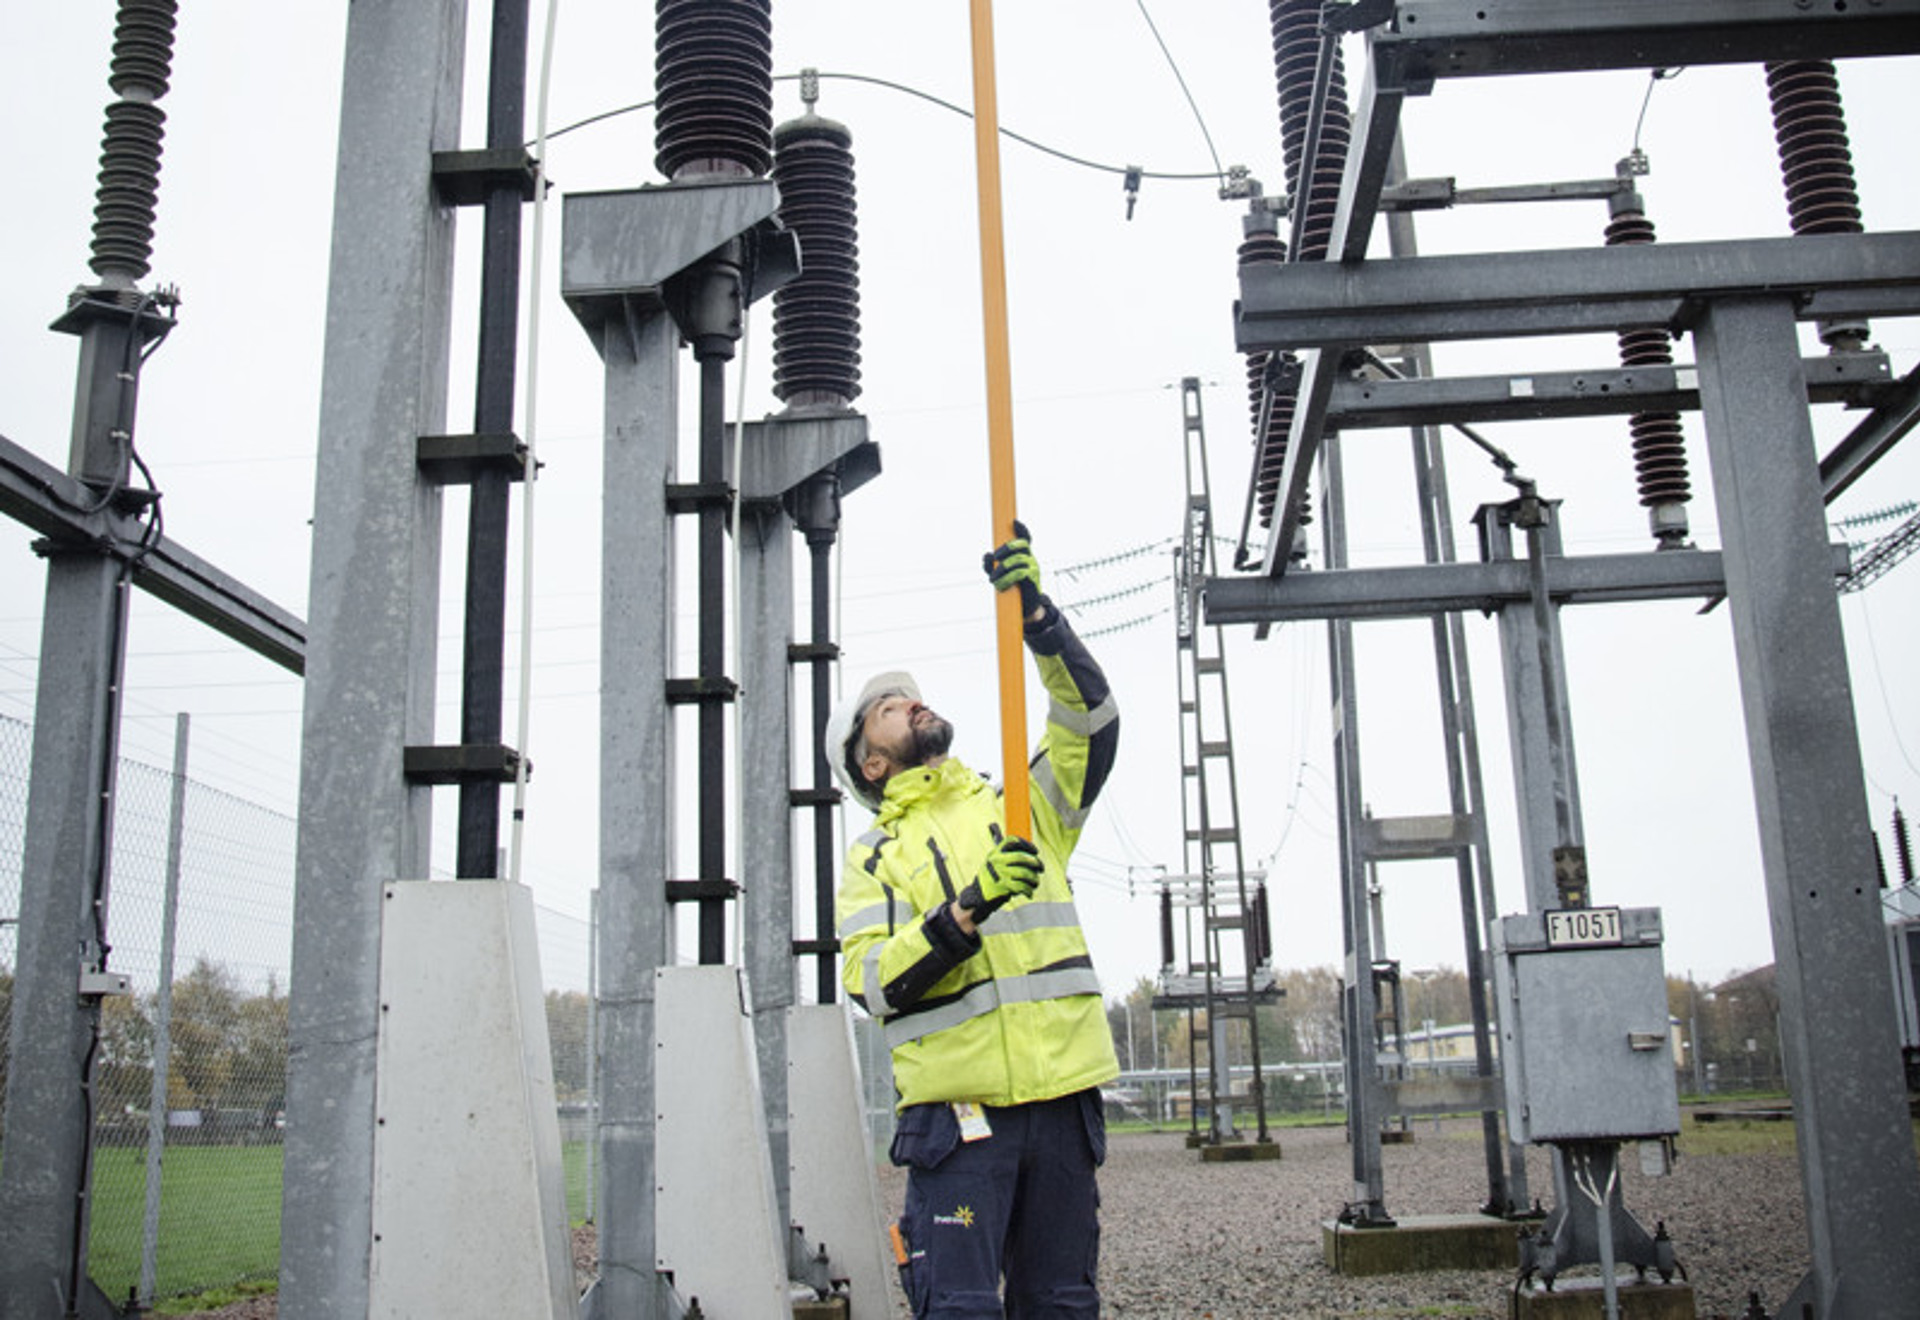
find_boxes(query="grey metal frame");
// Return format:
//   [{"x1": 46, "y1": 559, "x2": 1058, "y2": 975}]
[
  {"x1": 279, "y1": 1, "x2": 465, "y2": 1314},
  {"x1": 588, "y1": 307, "x2": 681, "y2": 1320},
  {"x1": 1214, "y1": 8, "x2": 1920, "y2": 1308},
  {"x1": 735, "y1": 409, "x2": 876, "y2": 1269},
  {"x1": 563, "y1": 173, "x2": 817, "y2": 1318},
  {"x1": 1694, "y1": 296, "x2": 1920, "y2": 1315}
]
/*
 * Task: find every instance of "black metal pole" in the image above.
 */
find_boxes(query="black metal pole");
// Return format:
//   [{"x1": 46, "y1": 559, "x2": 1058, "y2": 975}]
[
  {"x1": 808, "y1": 521, "x2": 837, "y2": 1003},
  {"x1": 456, "y1": 0, "x2": 528, "y2": 878},
  {"x1": 697, "y1": 353, "x2": 728, "y2": 963}
]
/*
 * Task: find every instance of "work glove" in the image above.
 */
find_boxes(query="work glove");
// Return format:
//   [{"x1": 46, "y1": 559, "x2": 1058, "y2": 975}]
[
  {"x1": 957, "y1": 836, "x2": 1044, "y2": 922},
  {"x1": 983, "y1": 520, "x2": 1043, "y2": 616}
]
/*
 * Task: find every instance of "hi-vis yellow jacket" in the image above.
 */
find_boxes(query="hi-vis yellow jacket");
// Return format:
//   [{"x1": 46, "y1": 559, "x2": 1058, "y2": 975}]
[{"x1": 836, "y1": 601, "x2": 1121, "y2": 1110}]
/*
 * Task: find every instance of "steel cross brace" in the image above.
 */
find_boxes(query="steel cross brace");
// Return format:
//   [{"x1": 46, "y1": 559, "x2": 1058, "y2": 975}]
[
  {"x1": 0, "y1": 432, "x2": 305, "y2": 671},
  {"x1": 1205, "y1": 543, "x2": 1848, "y2": 626}
]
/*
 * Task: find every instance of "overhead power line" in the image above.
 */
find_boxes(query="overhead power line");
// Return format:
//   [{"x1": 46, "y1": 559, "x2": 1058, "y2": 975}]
[{"x1": 541, "y1": 71, "x2": 1228, "y2": 185}]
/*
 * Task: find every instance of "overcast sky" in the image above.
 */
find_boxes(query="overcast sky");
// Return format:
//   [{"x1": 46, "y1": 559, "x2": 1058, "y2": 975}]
[{"x1": 3, "y1": 5, "x2": 1917, "y2": 1008}]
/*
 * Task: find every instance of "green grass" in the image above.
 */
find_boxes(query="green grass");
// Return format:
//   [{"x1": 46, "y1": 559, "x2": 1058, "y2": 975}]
[
  {"x1": 85, "y1": 1139, "x2": 598, "y2": 1306},
  {"x1": 152, "y1": 1280, "x2": 278, "y2": 1317},
  {"x1": 87, "y1": 1144, "x2": 283, "y2": 1304},
  {"x1": 1677, "y1": 1111, "x2": 1920, "y2": 1159}
]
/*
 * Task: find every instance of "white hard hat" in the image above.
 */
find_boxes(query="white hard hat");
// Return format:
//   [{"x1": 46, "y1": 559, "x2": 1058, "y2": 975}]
[{"x1": 825, "y1": 670, "x2": 920, "y2": 812}]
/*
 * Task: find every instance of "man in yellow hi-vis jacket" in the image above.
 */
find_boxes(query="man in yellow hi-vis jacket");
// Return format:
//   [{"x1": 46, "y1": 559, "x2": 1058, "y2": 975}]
[{"x1": 830, "y1": 524, "x2": 1120, "y2": 1319}]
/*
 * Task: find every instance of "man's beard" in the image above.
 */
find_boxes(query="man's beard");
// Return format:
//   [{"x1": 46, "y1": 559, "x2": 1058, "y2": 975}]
[{"x1": 905, "y1": 711, "x2": 953, "y2": 765}]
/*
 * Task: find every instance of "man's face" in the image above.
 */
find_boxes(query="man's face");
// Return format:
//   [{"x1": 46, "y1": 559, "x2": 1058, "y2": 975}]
[{"x1": 858, "y1": 692, "x2": 953, "y2": 784}]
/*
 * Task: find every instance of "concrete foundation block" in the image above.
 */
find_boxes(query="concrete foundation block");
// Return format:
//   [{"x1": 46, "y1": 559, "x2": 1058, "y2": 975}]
[
  {"x1": 1321, "y1": 1214, "x2": 1523, "y2": 1275},
  {"x1": 1198, "y1": 1139, "x2": 1283, "y2": 1163},
  {"x1": 1512, "y1": 1279, "x2": 1696, "y2": 1319}
]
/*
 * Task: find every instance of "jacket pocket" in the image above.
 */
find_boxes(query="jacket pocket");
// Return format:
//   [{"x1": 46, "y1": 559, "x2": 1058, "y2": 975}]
[{"x1": 889, "y1": 1101, "x2": 962, "y2": 1171}]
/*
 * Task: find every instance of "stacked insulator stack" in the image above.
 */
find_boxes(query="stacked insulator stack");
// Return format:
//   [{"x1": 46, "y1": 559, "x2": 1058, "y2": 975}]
[
  {"x1": 1766, "y1": 59, "x2": 1867, "y2": 349},
  {"x1": 1605, "y1": 194, "x2": 1691, "y2": 539},
  {"x1": 771, "y1": 114, "x2": 862, "y2": 408},
  {"x1": 1765, "y1": 61, "x2": 1864, "y2": 236},
  {"x1": 1896, "y1": 803, "x2": 1915, "y2": 888},
  {"x1": 1251, "y1": 0, "x2": 1353, "y2": 535},
  {"x1": 1268, "y1": 0, "x2": 1352, "y2": 264},
  {"x1": 654, "y1": 0, "x2": 773, "y2": 181},
  {"x1": 90, "y1": 0, "x2": 177, "y2": 284},
  {"x1": 1239, "y1": 216, "x2": 1307, "y2": 529}
]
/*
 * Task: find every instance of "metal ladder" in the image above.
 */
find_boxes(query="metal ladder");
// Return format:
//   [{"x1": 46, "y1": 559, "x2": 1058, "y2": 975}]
[{"x1": 1156, "y1": 377, "x2": 1278, "y2": 1147}]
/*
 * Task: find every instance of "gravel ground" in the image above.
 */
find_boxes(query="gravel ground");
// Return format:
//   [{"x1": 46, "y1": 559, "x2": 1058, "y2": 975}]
[{"x1": 169, "y1": 1115, "x2": 1812, "y2": 1319}]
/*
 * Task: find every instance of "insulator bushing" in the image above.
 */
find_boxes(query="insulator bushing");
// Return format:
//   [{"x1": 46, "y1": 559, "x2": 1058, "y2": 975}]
[
  {"x1": 654, "y1": 0, "x2": 773, "y2": 181},
  {"x1": 89, "y1": 0, "x2": 177, "y2": 283},
  {"x1": 109, "y1": 0, "x2": 177, "y2": 98},
  {"x1": 1239, "y1": 220, "x2": 1310, "y2": 530},
  {"x1": 771, "y1": 114, "x2": 862, "y2": 407},
  {"x1": 1605, "y1": 198, "x2": 1691, "y2": 515},
  {"x1": 1765, "y1": 61, "x2": 1863, "y2": 237},
  {"x1": 1896, "y1": 804, "x2": 1915, "y2": 888},
  {"x1": 1269, "y1": 0, "x2": 1352, "y2": 264}
]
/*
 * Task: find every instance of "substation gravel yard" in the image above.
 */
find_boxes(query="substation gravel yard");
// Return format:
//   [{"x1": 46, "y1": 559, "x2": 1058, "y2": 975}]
[
  {"x1": 176, "y1": 1114, "x2": 1815, "y2": 1319},
  {"x1": 1061, "y1": 1119, "x2": 1807, "y2": 1320}
]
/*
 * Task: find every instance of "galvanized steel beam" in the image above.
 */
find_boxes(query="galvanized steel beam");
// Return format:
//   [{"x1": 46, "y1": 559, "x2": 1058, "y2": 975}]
[
  {"x1": 1373, "y1": 0, "x2": 1920, "y2": 91},
  {"x1": 279, "y1": 1, "x2": 465, "y2": 1314},
  {"x1": 0, "y1": 434, "x2": 305, "y2": 671},
  {"x1": 586, "y1": 307, "x2": 679, "y2": 1320},
  {"x1": 1693, "y1": 295, "x2": 1920, "y2": 1315},
  {"x1": 1202, "y1": 545, "x2": 1799, "y2": 623},
  {"x1": 1237, "y1": 230, "x2": 1920, "y2": 352},
  {"x1": 738, "y1": 498, "x2": 797, "y2": 1240},
  {"x1": 1325, "y1": 351, "x2": 1892, "y2": 431},
  {"x1": 1821, "y1": 360, "x2": 1920, "y2": 503}
]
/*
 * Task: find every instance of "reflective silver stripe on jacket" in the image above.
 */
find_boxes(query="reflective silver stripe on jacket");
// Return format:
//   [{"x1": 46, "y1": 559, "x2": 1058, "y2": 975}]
[
  {"x1": 883, "y1": 966, "x2": 1104, "y2": 1049},
  {"x1": 1048, "y1": 694, "x2": 1117, "y2": 737},
  {"x1": 979, "y1": 899, "x2": 1081, "y2": 938},
  {"x1": 863, "y1": 944, "x2": 894, "y2": 1015},
  {"x1": 1031, "y1": 757, "x2": 1087, "y2": 831},
  {"x1": 837, "y1": 896, "x2": 915, "y2": 940}
]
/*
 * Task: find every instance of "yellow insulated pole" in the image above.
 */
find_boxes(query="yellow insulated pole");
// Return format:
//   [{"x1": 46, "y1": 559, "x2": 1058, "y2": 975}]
[{"x1": 967, "y1": 0, "x2": 1031, "y2": 837}]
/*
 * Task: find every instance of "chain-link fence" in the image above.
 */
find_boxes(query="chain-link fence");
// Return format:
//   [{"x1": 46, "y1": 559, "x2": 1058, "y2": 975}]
[{"x1": 0, "y1": 713, "x2": 601, "y2": 1306}]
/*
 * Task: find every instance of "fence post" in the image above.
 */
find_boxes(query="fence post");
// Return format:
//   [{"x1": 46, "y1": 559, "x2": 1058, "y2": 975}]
[
  {"x1": 586, "y1": 887, "x2": 598, "y2": 1226},
  {"x1": 140, "y1": 713, "x2": 189, "y2": 1303}
]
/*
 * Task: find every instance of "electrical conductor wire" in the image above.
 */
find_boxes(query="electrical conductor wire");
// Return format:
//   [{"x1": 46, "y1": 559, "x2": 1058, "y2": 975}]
[{"x1": 509, "y1": 0, "x2": 562, "y2": 887}]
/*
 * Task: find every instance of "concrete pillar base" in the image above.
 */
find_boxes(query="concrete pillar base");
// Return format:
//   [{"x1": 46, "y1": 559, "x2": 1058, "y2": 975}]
[
  {"x1": 1512, "y1": 1279, "x2": 1696, "y2": 1320},
  {"x1": 1198, "y1": 1139, "x2": 1283, "y2": 1163},
  {"x1": 1322, "y1": 1214, "x2": 1523, "y2": 1275}
]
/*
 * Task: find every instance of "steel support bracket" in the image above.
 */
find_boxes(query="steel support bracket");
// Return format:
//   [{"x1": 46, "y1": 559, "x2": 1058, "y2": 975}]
[
  {"x1": 664, "y1": 676, "x2": 739, "y2": 705},
  {"x1": 402, "y1": 743, "x2": 527, "y2": 786},
  {"x1": 431, "y1": 148, "x2": 540, "y2": 206},
  {"x1": 416, "y1": 432, "x2": 528, "y2": 484}
]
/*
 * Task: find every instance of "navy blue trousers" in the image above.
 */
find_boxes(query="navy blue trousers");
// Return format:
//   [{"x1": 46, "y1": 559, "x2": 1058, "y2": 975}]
[{"x1": 890, "y1": 1089, "x2": 1106, "y2": 1320}]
